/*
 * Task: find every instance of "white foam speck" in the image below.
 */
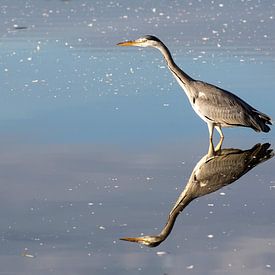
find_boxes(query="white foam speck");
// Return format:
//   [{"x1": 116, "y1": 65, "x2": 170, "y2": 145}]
[{"x1": 156, "y1": 251, "x2": 167, "y2": 256}]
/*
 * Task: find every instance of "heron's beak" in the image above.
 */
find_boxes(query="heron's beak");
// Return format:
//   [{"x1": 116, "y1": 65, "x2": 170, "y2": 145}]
[{"x1": 117, "y1": 40, "x2": 139, "y2": 47}]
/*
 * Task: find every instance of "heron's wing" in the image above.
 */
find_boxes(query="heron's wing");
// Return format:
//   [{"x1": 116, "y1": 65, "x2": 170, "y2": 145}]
[{"x1": 192, "y1": 81, "x2": 271, "y2": 130}]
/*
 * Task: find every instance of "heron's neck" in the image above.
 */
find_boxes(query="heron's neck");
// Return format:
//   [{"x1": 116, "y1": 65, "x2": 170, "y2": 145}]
[
  {"x1": 156, "y1": 43, "x2": 193, "y2": 86},
  {"x1": 157, "y1": 193, "x2": 193, "y2": 241}
]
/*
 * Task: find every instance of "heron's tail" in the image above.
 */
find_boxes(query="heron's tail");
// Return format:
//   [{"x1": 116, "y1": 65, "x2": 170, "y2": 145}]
[{"x1": 251, "y1": 110, "x2": 272, "y2": 132}]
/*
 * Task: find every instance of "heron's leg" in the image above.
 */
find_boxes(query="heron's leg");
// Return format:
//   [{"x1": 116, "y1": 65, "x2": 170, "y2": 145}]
[
  {"x1": 207, "y1": 122, "x2": 214, "y2": 140},
  {"x1": 215, "y1": 137, "x2": 224, "y2": 152},
  {"x1": 215, "y1": 125, "x2": 224, "y2": 151},
  {"x1": 207, "y1": 122, "x2": 215, "y2": 158},
  {"x1": 215, "y1": 125, "x2": 224, "y2": 139}
]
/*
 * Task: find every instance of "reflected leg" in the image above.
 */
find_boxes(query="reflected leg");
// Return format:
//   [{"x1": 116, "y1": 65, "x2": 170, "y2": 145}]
[{"x1": 207, "y1": 140, "x2": 215, "y2": 158}]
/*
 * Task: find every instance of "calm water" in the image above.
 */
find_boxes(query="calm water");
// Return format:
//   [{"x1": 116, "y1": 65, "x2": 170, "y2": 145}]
[{"x1": 0, "y1": 1, "x2": 275, "y2": 275}]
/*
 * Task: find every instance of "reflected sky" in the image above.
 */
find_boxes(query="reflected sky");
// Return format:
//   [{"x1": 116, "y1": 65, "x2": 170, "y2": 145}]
[{"x1": 0, "y1": 1, "x2": 275, "y2": 275}]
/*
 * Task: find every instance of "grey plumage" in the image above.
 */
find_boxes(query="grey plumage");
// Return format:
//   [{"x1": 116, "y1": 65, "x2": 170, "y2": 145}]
[
  {"x1": 190, "y1": 80, "x2": 271, "y2": 132},
  {"x1": 117, "y1": 35, "x2": 272, "y2": 139}
]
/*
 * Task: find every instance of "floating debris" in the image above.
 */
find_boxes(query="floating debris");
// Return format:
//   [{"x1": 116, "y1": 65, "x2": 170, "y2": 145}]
[
  {"x1": 22, "y1": 250, "x2": 35, "y2": 259},
  {"x1": 156, "y1": 251, "x2": 168, "y2": 256},
  {"x1": 13, "y1": 25, "x2": 28, "y2": 30}
]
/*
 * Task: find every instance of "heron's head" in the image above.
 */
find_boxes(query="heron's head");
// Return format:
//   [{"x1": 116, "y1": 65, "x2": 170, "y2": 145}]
[{"x1": 117, "y1": 35, "x2": 162, "y2": 48}]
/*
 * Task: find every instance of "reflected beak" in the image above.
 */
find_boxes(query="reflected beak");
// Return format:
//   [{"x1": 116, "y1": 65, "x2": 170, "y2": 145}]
[
  {"x1": 120, "y1": 236, "x2": 160, "y2": 247},
  {"x1": 120, "y1": 236, "x2": 145, "y2": 244},
  {"x1": 120, "y1": 237, "x2": 154, "y2": 246},
  {"x1": 117, "y1": 40, "x2": 139, "y2": 47}
]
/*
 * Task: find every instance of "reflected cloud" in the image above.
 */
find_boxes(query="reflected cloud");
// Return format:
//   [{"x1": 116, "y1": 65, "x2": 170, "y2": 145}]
[{"x1": 121, "y1": 143, "x2": 274, "y2": 247}]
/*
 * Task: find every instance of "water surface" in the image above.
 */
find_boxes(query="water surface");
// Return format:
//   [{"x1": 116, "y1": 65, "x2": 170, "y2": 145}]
[{"x1": 0, "y1": 1, "x2": 274, "y2": 275}]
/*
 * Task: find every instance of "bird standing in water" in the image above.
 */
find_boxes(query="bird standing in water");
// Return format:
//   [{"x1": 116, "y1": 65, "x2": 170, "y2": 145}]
[{"x1": 117, "y1": 35, "x2": 272, "y2": 143}]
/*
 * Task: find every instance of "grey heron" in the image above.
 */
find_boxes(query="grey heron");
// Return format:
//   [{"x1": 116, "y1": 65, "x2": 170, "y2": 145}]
[
  {"x1": 121, "y1": 143, "x2": 274, "y2": 247},
  {"x1": 117, "y1": 35, "x2": 272, "y2": 141}
]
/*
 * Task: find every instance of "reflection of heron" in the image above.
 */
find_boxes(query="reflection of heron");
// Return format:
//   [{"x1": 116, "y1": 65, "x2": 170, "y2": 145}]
[
  {"x1": 117, "y1": 35, "x2": 272, "y2": 142},
  {"x1": 121, "y1": 143, "x2": 273, "y2": 247}
]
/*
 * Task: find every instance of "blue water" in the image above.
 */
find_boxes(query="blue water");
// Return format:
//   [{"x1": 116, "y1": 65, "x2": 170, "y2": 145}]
[{"x1": 0, "y1": 1, "x2": 274, "y2": 275}]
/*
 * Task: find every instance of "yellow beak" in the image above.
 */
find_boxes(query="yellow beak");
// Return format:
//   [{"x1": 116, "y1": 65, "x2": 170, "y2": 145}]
[
  {"x1": 117, "y1": 40, "x2": 138, "y2": 47},
  {"x1": 120, "y1": 236, "x2": 141, "y2": 243}
]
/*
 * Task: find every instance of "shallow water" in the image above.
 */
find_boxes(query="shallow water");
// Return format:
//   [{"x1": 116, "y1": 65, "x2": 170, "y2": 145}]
[{"x1": 0, "y1": 1, "x2": 275, "y2": 275}]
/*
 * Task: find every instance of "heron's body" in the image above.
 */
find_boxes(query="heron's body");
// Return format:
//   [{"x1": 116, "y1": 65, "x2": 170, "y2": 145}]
[
  {"x1": 117, "y1": 35, "x2": 272, "y2": 140},
  {"x1": 185, "y1": 80, "x2": 271, "y2": 133}
]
